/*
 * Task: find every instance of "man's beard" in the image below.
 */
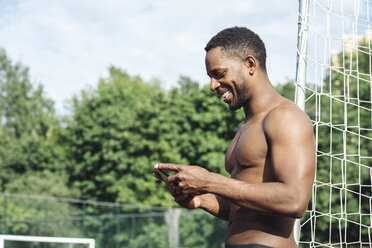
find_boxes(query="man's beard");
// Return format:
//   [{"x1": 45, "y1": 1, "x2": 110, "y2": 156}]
[{"x1": 229, "y1": 84, "x2": 248, "y2": 111}]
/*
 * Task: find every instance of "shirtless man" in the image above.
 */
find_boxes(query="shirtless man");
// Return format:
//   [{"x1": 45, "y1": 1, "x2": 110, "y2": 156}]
[{"x1": 154, "y1": 27, "x2": 315, "y2": 248}]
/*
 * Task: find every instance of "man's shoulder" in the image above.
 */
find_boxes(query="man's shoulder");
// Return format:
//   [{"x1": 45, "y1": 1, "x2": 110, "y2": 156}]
[
  {"x1": 263, "y1": 103, "x2": 313, "y2": 136},
  {"x1": 265, "y1": 102, "x2": 307, "y2": 120}
]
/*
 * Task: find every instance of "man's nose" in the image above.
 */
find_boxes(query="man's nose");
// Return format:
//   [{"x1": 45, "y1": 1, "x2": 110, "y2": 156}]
[{"x1": 210, "y1": 78, "x2": 220, "y2": 92}]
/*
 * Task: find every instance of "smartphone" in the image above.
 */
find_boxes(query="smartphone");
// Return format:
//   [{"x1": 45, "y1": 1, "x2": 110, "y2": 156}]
[{"x1": 153, "y1": 169, "x2": 169, "y2": 182}]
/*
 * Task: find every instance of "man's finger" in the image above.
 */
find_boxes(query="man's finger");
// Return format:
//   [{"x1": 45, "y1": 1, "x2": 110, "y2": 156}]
[
  {"x1": 176, "y1": 195, "x2": 192, "y2": 204},
  {"x1": 153, "y1": 172, "x2": 167, "y2": 183},
  {"x1": 177, "y1": 195, "x2": 197, "y2": 209},
  {"x1": 154, "y1": 163, "x2": 185, "y2": 172},
  {"x1": 166, "y1": 174, "x2": 179, "y2": 184},
  {"x1": 169, "y1": 184, "x2": 177, "y2": 196},
  {"x1": 175, "y1": 194, "x2": 189, "y2": 202},
  {"x1": 153, "y1": 172, "x2": 162, "y2": 180}
]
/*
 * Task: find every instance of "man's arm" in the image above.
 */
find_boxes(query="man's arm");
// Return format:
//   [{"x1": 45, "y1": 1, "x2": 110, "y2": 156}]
[{"x1": 159, "y1": 105, "x2": 315, "y2": 218}]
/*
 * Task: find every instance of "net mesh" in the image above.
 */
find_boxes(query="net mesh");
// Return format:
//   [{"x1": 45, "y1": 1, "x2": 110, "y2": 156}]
[{"x1": 298, "y1": 0, "x2": 372, "y2": 247}]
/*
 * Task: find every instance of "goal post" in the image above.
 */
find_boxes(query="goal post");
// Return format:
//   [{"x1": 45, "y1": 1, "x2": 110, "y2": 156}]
[
  {"x1": 294, "y1": 0, "x2": 310, "y2": 245},
  {"x1": 0, "y1": 235, "x2": 95, "y2": 248},
  {"x1": 296, "y1": 0, "x2": 372, "y2": 247}
]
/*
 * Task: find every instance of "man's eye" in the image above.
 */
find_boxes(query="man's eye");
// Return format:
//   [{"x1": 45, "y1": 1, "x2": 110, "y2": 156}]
[{"x1": 216, "y1": 72, "x2": 225, "y2": 79}]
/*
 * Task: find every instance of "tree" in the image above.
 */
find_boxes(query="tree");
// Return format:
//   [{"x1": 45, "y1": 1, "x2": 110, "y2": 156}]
[
  {"x1": 0, "y1": 48, "x2": 66, "y2": 183},
  {"x1": 65, "y1": 67, "x2": 166, "y2": 203},
  {"x1": 0, "y1": 48, "x2": 80, "y2": 240}
]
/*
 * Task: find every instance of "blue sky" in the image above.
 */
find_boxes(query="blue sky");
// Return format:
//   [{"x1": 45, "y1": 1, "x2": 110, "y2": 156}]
[{"x1": 0, "y1": 0, "x2": 299, "y2": 111}]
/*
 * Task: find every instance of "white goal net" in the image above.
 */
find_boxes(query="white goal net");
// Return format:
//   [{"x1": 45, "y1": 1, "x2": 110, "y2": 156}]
[{"x1": 296, "y1": 0, "x2": 372, "y2": 247}]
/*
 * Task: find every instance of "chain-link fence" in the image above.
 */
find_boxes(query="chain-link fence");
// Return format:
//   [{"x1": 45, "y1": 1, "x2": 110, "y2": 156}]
[{"x1": 0, "y1": 193, "x2": 227, "y2": 248}]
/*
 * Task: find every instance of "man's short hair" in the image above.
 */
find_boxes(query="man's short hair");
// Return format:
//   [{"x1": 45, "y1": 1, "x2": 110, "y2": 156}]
[{"x1": 205, "y1": 27, "x2": 267, "y2": 72}]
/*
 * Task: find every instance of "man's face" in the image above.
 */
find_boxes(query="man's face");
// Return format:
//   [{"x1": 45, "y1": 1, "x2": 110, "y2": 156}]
[{"x1": 205, "y1": 47, "x2": 249, "y2": 110}]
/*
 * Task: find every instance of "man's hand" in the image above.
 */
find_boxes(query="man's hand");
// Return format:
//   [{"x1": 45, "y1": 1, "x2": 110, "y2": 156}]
[
  {"x1": 154, "y1": 163, "x2": 211, "y2": 195},
  {"x1": 152, "y1": 164, "x2": 231, "y2": 219},
  {"x1": 170, "y1": 187, "x2": 202, "y2": 209}
]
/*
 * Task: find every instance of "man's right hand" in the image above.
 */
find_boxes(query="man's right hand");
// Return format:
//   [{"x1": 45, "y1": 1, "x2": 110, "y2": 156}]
[
  {"x1": 170, "y1": 181, "x2": 231, "y2": 220},
  {"x1": 170, "y1": 184, "x2": 201, "y2": 209}
]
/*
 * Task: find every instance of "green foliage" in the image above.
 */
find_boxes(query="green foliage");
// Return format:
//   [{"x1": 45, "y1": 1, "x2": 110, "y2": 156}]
[
  {"x1": 0, "y1": 49, "x2": 54, "y2": 138},
  {"x1": 275, "y1": 80, "x2": 295, "y2": 101},
  {"x1": 179, "y1": 212, "x2": 226, "y2": 247},
  {"x1": 0, "y1": 49, "x2": 68, "y2": 190},
  {"x1": 0, "y1": 49, "x2": 81, "y2": 242},
  {"x1": 2, "y1": 178, "x2": 79, "y2": 240}
]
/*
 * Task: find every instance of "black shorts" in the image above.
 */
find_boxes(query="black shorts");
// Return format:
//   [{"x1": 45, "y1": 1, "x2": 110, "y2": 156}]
[{"x1": 225, "y1": 244, "x2": 272, "y2": 248}]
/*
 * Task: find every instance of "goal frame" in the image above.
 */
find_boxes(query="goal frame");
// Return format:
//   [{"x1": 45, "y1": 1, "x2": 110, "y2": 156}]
[
  {"x1": 294, "y1": 0, "x2": 310, "y2": 245},
  {"x1": 0, "y1": 235, "x2": 95, "y2": 248}
]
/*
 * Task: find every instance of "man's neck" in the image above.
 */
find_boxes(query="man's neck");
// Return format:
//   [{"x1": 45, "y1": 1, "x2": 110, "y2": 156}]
[{"x1": 243, "y1": 75, "x2": 284, "y2": 121}]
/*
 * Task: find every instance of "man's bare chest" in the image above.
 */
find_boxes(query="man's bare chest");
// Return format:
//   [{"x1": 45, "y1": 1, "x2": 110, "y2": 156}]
[{"x1": 225, "y1": 121, "x2": 269, "y2": 177}]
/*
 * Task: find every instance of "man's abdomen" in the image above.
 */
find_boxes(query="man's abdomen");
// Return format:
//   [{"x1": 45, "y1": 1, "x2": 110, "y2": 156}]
[{"x1": 226, "y1": 208, "x2": 297, "y2": 248}]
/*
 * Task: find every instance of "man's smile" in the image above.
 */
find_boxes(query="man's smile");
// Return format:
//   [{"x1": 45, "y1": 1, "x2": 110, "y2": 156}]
[
  {"x1": 222, "y1": 91, "x2": 231, "y2": 102},
  {"x1": 217, "y1": 87, "x2": 233, "y2": 103}
]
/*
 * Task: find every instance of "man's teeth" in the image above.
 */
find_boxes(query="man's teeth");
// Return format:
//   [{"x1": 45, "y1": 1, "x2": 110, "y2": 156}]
[{"x1": 222, "y1": 91, "x2": 230, "y2": 100}]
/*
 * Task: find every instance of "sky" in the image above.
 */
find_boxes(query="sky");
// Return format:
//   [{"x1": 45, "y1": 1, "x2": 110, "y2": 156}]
[{"x1": 0, "y1": 0, "x2": 299, "y2": 112}]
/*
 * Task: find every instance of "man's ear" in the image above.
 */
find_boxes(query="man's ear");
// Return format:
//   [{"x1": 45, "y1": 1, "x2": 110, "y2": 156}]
[{"x1": 243, "y1": 56, "x2": 256, "y2": 75}]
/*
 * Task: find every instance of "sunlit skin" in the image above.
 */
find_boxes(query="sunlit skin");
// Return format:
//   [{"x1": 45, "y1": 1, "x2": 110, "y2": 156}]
[{"x1": 153, "y1": 46, "x2": 315, "y2": 247}]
